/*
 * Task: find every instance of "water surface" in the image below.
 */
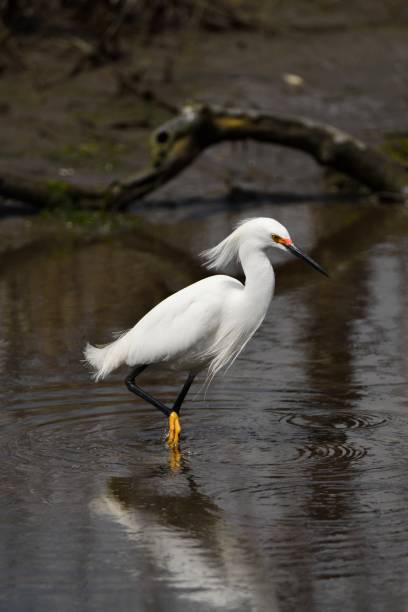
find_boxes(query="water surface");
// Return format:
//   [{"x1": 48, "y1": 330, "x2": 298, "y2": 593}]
[{"x1": 0, "y1": 200, "x2": 408, "y2": 612}]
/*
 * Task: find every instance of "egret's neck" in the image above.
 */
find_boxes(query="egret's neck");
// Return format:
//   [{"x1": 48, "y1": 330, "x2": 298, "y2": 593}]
[{"x1": 239, "y1": 243, "x2": 275, "y2": 315}]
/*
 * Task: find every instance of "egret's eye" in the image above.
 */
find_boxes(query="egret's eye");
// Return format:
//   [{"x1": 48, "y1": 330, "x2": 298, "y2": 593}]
[{"x1": 272, "y1": 234, "x2": 292, "y2": 246}]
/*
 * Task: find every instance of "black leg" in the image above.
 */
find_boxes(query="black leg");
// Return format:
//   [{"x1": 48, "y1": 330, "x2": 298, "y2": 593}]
[
  {"x1": 173, "y1": 373, "x2": 195, "y2": 415},
  {"x1": 125, "y1": 365, "x2": 171, "y2": 417}
]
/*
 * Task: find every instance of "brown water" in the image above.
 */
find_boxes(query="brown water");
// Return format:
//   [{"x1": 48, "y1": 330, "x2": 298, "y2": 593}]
[{"x1": 1, "y1": 200, "x2": 408, "y2": 612}]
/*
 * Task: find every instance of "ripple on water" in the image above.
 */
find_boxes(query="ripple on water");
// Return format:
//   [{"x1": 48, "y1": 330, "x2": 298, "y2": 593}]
[
  {"x1": 297, "y1": 441, "x2": 368, "y2": 462},
  {"x1": 280, "y1": 411, "x2": 389, "y2": 431},
  {"x1": 274, "y1": 407, "x2": 408, "y2": 487},
  {"x1": 0, "y1": 384, "x2": 170, "y2": 476}
]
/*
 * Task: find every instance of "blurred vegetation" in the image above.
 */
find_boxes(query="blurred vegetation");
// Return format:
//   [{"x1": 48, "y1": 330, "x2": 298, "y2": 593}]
[
  {"x1": 1, "y1": 0, "x2": 254, "y2": 38},
  {"x1": 1, "y1": 0, "x2": 405, "y2": 79},
  {"x1": 2, "y1": 0, "x2": 406, "y2": 38}
]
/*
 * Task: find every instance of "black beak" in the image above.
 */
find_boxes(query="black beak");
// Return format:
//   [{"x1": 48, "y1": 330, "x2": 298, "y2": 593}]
[{"x1": 285, "y1": 243, "x2": 329, "y2": 277}]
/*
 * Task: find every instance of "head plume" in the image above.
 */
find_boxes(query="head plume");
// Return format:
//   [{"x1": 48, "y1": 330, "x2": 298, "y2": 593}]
[
  {"x1": 200, "y1": 221, "x2": 247, "y2": 271},
  {"x1": 200, "y1": 217, "x2": 291, "y2": 272}
]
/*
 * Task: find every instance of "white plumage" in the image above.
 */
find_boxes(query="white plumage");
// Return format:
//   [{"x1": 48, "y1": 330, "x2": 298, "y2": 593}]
[
  {"x1": 85, "y1": 274, "x2": 243, "y2": 381},
  {"x1": 84, "y1": 216, "x2": 327, "y2": 386},
  {"x1": 84, "y1": 218, "x2": 292, "y2": 382},
  {"x1": 84, "y1": 217, "x2": 327, "y2": 447}
]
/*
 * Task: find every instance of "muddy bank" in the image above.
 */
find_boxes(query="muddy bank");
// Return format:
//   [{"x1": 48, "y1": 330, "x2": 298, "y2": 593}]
[{"x1": 0, "y1": 18, "x2": 407, "y2": 204}]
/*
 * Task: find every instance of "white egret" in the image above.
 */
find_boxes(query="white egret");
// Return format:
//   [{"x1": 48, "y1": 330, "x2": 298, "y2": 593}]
[{"x1": 84, "y1": 217, "x2": 327, "y2": 448}]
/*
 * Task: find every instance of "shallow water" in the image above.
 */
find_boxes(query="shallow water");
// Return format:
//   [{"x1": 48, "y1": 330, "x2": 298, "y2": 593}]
[{"x1": 1, "y1": 200, "x2": 408, "y2": 612}]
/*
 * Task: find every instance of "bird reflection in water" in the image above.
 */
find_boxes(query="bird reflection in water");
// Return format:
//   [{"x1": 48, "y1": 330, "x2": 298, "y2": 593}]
[
  {"x1": 92, "y1": 458, "x2": 279, "y2": 611},
  {"x1": 168, "y1": 446, "x2": 182, "y2": 472}
]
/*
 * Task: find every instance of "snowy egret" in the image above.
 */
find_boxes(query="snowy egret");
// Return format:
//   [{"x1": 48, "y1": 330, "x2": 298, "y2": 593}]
[{"x1": 84, "y1": 217, "x2": 327, "y2": 448}]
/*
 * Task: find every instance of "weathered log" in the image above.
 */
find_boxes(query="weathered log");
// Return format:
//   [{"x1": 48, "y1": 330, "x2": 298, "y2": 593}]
[
  {"x1": 1, "y1": 102, "x2": 407, "y2": 211},
  {"x1": 147, "y1": 103, "x2": 408, "y2": 202},
  {"x1": 0, "y1": 171, "x2": 102, "y2": 209}
]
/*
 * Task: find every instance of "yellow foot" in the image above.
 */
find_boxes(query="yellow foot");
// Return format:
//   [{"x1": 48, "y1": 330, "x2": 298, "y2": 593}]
[{"x1": 166, "y1": 411, "x2": 181, "y2": 448}]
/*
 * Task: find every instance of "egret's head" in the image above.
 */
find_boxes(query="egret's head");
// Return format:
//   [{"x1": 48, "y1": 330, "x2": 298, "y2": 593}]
[
  {"x1": 239, "y1": 217, "x2": 328, "y2": 276},
  {"x1": 202, "y1": 217, "x2": 328, "y2": 276}
]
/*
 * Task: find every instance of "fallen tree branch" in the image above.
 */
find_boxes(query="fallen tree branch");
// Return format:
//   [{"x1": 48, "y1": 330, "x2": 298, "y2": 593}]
[
  {"x1": 1, "y1": 102, "x2": 407, "y2": 211},
  {"x1": 146, "y1": 103, "x2": 408, "y2": 199},
  {"x1": 0, "y1": 171, "x2": 103, "y2": 209}
]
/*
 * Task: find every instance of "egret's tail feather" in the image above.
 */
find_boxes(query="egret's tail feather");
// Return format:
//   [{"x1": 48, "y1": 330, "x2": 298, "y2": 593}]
[{"x1": 84, "y1": 330, "x2": 130, "y2": 381}]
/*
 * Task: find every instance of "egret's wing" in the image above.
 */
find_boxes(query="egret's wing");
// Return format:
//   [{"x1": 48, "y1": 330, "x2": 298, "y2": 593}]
[{"x1": 126, "y1": 276, "x2": 242, "y2": 367}]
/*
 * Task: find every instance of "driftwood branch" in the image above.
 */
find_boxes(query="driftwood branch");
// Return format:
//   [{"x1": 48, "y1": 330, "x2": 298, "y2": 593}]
[
  {"x1": 0, "y1": 171, "x2": 103, "y2": 209},
  {"x1": 1, "y1": 102, "x2": 407, "y2": 210},
  {"x1": 146, "y1": 103, "x2": 408, "y2": 201}
]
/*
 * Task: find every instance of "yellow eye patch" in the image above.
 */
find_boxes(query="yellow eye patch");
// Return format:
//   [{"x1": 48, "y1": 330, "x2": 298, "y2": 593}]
[{"x1": 272, "y1": 234, "x2": 292, "y2": 246}]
